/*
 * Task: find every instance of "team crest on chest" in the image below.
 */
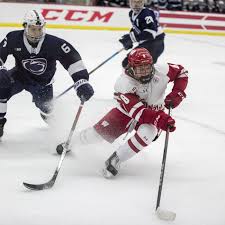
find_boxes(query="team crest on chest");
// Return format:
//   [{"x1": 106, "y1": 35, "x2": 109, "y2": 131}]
[{"x1": 22, "y1": 58, "x2": 47, "y2": 75}]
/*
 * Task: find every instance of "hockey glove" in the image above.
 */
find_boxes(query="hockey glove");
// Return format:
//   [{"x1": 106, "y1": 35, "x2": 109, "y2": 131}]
[
  {"x1": 165, "y1": 90, "x2": 186, "y2": 109},
  {"x1": 76, "y1": 80, "x2": 94, "y2": 102},
  {"x1": 142, "y1": 109, "x2": 176, "y2": 132},
  {"x1": 0, "y1": 67, "x2": 14, "y2": 88},
  {"x1": 119, "y1": 34, "x2": 133, "y2": 50}
]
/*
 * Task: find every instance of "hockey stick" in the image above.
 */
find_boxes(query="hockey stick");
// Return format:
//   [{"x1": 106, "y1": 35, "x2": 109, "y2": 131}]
[
  {"x1": 155, "y1": 106, "x2": 176, "y2": 221},
  {"x1": 23, "y1": 100, "x2": 85, "y2": 190},
  {"x1": 55, "y1": 48, "x2": 124, "y2": 100}
]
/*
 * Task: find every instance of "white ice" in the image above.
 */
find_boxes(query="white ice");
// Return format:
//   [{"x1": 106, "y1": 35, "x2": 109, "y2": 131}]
[{"x1": 0, "y1": 27, "x2": 225, "y2": 225}]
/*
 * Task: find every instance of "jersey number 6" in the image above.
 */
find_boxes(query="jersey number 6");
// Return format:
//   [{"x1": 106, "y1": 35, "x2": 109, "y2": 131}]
[{"x1": 61, "y1": 43, "x2": 71, "y2": 53}]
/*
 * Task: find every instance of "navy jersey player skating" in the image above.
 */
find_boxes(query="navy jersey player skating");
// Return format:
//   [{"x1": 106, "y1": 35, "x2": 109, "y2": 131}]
[
  {"x1": 0, "y1": 10, "x2": 94, "y2": 139},
  {"x1": 119, "y1": 0, "x2": 165, "y2": 66}
]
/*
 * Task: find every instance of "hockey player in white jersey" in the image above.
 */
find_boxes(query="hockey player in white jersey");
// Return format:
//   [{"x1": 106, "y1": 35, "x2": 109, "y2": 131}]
[{"x1": 59, "y1": 48, "x2": 188, "y2": 178}]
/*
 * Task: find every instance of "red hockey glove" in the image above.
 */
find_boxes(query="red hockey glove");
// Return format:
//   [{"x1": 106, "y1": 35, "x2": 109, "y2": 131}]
[
  {"x1": 141, "y1": 110, "x2": 176, "y2": 132},
  {"x1": 165, "y1": 90, "x2": 186, "y2": 109},
  {"x1": 152, "y1": 111, "x2": 176, "y2": 132}
]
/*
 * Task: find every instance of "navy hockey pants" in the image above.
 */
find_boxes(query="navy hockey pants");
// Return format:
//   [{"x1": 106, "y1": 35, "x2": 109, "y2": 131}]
[
  {"x1": 122, "y1": 36, "x2": 165, "y2": 67},
  {"x1": 0, "y1": 69, "x2": 53, "y2": 118}
]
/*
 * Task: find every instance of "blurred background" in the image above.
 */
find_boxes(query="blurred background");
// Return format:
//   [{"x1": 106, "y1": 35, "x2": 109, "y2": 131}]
[{"x1": 0, "y1": 0, "x2": 224, "y2": 13}]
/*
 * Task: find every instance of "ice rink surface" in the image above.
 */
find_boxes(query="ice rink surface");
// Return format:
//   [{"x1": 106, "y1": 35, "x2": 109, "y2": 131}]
[{"x1": 0, "y1": 27, "x2": 225, "y2": 225}]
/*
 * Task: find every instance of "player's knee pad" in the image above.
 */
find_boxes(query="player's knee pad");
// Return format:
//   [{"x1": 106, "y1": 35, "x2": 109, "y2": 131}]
[
  {"x1": 136, "y1": 124, "x2": 158, "y2": 144},
  {"x1": 128, "y1": 124, "x2": 157, "y2": 153}
]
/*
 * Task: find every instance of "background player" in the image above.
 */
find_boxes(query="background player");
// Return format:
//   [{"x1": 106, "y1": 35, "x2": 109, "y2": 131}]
[{"x1": 119, "y1": 0, "x2": 165, "y2": 67}]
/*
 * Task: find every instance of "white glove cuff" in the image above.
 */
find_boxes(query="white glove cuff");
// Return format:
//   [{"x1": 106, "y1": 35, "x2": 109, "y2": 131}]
[{"x1": 74, "y1": 79, "x2": 88, "y2": 91}]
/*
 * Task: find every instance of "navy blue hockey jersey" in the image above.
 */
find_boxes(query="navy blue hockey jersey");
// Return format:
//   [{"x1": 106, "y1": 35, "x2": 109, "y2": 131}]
[
  {"x1": 129, "y1": 8, "x2": 164, "y2": 43},
  {"x1": 0, "y1": 30, "x2": 89, "y2": 86}
]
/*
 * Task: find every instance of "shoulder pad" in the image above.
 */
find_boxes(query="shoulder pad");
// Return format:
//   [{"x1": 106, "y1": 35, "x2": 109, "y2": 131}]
[
  {"x1": 114, "y1": 74, "x2": 138, "y2": 94},
  {"x1": 154, "y1": 63, "x2": 169, "y2": 76}
]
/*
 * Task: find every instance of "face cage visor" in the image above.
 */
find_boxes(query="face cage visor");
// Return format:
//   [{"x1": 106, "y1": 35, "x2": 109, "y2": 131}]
[
  {"x1": 128, "y1": 64, "x2": 154, "y2": 84},
  {"x1": 25, "y1": 24, "x2": 45, "y2": 44}
]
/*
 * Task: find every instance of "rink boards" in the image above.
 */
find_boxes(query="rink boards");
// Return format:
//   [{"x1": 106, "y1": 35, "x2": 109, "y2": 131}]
[{"x1": 0, "y1": 2, "x2": 225, "y2": 36}]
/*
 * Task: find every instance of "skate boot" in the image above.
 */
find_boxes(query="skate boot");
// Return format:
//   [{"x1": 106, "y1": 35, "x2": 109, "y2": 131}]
[
  {"x1": 102, "y1": 152, "x2": 121, "y2": 178},
  {"x1": 0, "y1": 118, "x2": 7, "y2": 139}
]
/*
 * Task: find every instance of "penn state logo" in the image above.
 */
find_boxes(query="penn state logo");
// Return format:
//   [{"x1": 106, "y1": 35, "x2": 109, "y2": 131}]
[{"x1": 22, "y1": 58, "x2": 47, "y2": 75}]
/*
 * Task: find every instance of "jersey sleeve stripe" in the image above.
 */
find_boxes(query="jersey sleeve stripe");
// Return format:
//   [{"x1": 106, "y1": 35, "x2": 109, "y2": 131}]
[
  {"x1": 134, "y1": 108, "x2": 145, "y2": 122},
  {"x1": 178, "y1": 73, "x2": 188, "y2": 78},
  {"x1": 0, "y1": 58, "x2": 4, "y2": 66},
  {"x1": 68, "y1": 60, "x2": 86, "y2": 76},
  {"x1": 177, "y1": 69, "x2": 188, "y2": 78},
  {"x1": 129, "y1": 101, "x2": 144, "y2": 116},
  {"x1": 130, "y1": 31, "x2": 137, "y2": 42},
  {"x1": 0, "y1": 102, "x2": 7, "y2": 113}
]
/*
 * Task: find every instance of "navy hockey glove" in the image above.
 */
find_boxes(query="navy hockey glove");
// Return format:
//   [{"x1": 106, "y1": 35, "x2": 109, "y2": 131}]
[
  {"x1": 0, "y1": 67, "x2": 14, "y2": 88},
  {"x1": 75, "y1": 79, "x2": 94, "y2": 102},
  {"x1": 119, "y1": 34, "x2": 133, "y2": 50}
]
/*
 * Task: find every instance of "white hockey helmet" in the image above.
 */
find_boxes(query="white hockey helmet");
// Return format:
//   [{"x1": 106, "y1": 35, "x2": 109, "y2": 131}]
[
  {"x1": 23, "y1": 10, "x2": 46, "y2": 43},
  {"x1": 129, "y1": 0, "x2": 145, "y2": 13}
]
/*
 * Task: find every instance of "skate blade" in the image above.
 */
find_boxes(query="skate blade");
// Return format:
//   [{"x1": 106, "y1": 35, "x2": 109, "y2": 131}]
[
  {"x1": 156, "y1": 207, "x2": 176, "y2": 221},
  {"x1": 101, "y1": 168, "x2": 114, "y2": 179}
]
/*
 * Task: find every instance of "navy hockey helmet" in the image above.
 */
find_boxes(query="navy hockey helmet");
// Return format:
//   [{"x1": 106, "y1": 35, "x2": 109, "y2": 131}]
[
  {"x1": 126, "y1": 48, "x2": 154, "y2": 84},
  {"x1": 23, "y1": 10, "x2": 46, "y2": 43}
]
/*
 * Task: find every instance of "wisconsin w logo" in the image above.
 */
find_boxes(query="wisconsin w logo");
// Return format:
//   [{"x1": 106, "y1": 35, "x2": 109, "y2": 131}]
[{"x1": 22, "y1": 58, "x2": 47, "y2": 75}]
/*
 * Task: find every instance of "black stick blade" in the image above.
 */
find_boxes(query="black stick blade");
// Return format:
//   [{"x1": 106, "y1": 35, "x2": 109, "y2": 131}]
[
  {"x1": 23, "y1": 179, "x2": 55, "y2": 191},
  {"x1": 23, "y1": 168, "x2": 59, "y2": 191}
]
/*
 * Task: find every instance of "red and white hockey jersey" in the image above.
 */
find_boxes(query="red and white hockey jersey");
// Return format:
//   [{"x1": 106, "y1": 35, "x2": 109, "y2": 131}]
[{"x1": 114, "y1": 63, "x2": 188, "y2": 123}]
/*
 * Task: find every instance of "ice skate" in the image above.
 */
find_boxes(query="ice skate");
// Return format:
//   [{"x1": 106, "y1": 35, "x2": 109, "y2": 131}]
[{"x1": 102, "y1": 152, "x2": 121, "y2": 178}]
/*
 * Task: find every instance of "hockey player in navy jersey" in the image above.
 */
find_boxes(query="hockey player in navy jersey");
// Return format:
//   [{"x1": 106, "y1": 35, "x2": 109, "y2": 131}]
[
  {"x1": 119, "y1": 0, "x2": 165, "y2": 66},
  {"x1": 0, "y1": 10, "x2": 94, "y2": 139}
]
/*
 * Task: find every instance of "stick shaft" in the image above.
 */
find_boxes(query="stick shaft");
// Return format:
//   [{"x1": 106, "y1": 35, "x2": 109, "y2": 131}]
[
  {"x1": 64, "y1": 101, "x2": 84, "y2": 148},
  {"x1": 55, "y1": 48, "x2": 124, "y2": 100},
  {"x1": 156, "y1": 107, "x2": 171, "y2": 210}
]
